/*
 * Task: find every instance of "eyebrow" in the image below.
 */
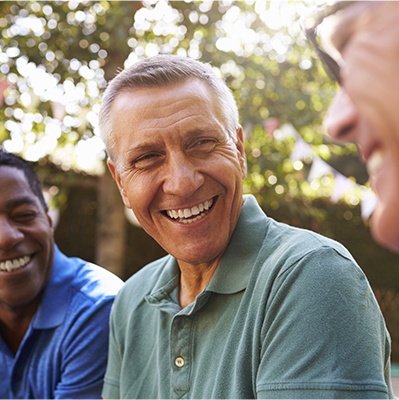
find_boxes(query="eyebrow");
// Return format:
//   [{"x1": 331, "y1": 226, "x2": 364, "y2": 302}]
[
  {"x1": 6, "y1": 196, "x2": 40, "y2": 210},
  {"x1": 184, "y1": 128, "x2": 221, "y2": 141},
  {"x1": 127, "y1": 128, "x2": 220, "y2": 153}
]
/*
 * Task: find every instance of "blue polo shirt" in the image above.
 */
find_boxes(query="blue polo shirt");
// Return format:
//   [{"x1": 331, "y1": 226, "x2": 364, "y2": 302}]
[
  {"x1": 0, "y1": 246, "x2": 123, "y2": 399},
  {"x1": 103, "y1": 195, "x2": 392, "y2": 399}
]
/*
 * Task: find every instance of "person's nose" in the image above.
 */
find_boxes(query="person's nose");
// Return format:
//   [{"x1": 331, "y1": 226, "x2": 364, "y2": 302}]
[
  {"x1": 324, "y1": 89, "x2": 359, "y2": 143},
  {"x1": 162, "y1": 153, "x2": 204, "y2": 197},
  {"x1": 0, "y1": 217, "x2": 24, "y2": 250}
]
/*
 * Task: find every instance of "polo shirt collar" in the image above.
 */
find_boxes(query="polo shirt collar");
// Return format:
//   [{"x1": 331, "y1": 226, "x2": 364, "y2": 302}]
[
  {"x1": 31, "y1": 246, "x2": 73, "y2": 329},
  {"x1": 145, "y1": 256, "x2": 181, "y2": 315},
  {"x1": 205, "y1": 195, "x2": 268, "y2": 295},
  {"x1": 147, "y1": 195, "x2": 269, "y2": 306}
]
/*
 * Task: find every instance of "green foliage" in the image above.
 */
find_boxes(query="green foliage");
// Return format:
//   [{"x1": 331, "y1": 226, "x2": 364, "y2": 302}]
[
  {"x1": 0, "y1": 0, "x2": 377, "y2": 247},
  {"x1": 2, "y1": 0, "x2": 398, "y2": 360}
]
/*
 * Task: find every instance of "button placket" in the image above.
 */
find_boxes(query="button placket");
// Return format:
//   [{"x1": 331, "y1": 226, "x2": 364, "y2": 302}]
[{"x1": 170, "y1": 315, "x2": 192, "y2": 395}]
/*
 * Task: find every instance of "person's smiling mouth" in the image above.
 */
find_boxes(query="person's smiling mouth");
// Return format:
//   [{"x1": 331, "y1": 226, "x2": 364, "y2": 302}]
[
  {"x1": 0, "y1": 255, "x2": 32, "y2": 272},
  {"x1": 366, "y1": 149, "x2": 384, "y2": 179},
  {"x1": 164, "y1": 197, "x2": 216, "y2": 224}
]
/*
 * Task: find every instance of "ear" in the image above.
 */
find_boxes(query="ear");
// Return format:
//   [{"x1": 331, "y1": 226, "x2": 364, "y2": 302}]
[
  {"x1": 235, "y1": 126, "x2": 247, "y2": 179},
  {"x1": 107, "y1": 158, "x2": 132, "y2": 209},
  {"x1": 46, "y1": 211, "x2": 54, "y2": 230}
]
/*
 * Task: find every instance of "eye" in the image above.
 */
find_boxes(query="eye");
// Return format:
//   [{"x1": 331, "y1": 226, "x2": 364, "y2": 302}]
[
  {"x1": 132, "y1": 152, "x2": 163, "y2": 170},
  {"x1": 13, "y1": 211, "x2": 38, "y2": 223},
  {"x1": 189, "y1": 138, "x2": 218, "y2": 154}
]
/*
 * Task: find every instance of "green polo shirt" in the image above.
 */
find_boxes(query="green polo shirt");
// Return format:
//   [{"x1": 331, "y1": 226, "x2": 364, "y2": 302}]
[{"x1": 103, "y1": 195, "x2": 392, "y2": 399}]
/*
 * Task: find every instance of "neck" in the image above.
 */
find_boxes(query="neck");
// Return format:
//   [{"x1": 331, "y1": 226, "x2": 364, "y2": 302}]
[
  {"x1": 178, "y1": 260, "x2": 219, "y2": 308},
  {"x1": 0, "y1": 300, "x2": 39, "y2": 354}
]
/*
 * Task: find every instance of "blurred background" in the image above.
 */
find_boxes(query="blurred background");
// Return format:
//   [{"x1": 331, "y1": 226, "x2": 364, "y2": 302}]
[{"x1": 1, "y1": 0, "x2": 398, "y2": 362}]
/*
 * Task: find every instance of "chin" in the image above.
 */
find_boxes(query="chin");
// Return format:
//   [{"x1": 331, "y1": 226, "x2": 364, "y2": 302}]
[{"x1": 371, "y1": 207, "x2": 399, "y2": 254}]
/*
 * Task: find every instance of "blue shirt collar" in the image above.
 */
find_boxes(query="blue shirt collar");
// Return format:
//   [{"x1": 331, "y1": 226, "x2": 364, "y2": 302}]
[{"x1": 32, "y1": 246, "x2": 74, "y2": 329}]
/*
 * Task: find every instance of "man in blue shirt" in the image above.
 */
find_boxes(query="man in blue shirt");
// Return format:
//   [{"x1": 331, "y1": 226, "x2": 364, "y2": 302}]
[{"x1": 0, "y1": 149, "x2": 123, "y2": 399}]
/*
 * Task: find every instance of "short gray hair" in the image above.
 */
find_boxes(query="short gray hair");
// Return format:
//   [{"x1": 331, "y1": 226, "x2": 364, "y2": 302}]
[{"x1": 98, "y1": 55, "x2": 240, "y2": 160}]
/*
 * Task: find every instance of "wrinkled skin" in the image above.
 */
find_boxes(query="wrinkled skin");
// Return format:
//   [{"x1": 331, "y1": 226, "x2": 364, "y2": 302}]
[
  {"x1": 107, "y1": 78, "x2": 247, "y2": 305},
  {"x1": 324, "y1": 1, "x2": 399, "y2": 253}
]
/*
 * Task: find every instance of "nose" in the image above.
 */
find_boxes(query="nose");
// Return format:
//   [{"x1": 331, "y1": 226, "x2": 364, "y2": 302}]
[
  {"x1": 324, "y1": 89, "x2": 359, "y2": 143},
  {"x1": 0, "y1": 217, "x2": 24, "y2": 250},
  {"x1": 162, "y1": 153, "x2": 204, "y2": 197}
]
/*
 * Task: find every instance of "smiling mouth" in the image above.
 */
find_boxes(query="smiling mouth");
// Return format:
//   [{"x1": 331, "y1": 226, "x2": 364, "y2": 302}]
[
  {"x1": 164, "y1": 197, "x2": 215, "y2": 224},
  {"x1": 366, "y1": 149, "x2": 384, "y2": 178},
  {"x1": 0, "y1": 255, "x2": 32, "y2": 272}
]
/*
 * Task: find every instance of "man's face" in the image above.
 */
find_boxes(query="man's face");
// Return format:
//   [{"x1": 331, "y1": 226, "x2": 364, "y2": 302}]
[
  {"x1": 107, "y1": 79, "x2": 247, "y2": 267},
  {"x1": 0, "y1": 166, "x2": 54, "y2": 310},
  {"x1": 324, "y1": 2, "x2": 399, "y2": 252}
]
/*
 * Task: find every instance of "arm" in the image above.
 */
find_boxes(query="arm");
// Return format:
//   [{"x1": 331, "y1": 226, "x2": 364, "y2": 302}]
[
  {"x1": 257, "y1": 247, "x2": 392, "y2": 399},
  {"x1": 101, "y1": 302, "x2": 122, "y2": 400}
]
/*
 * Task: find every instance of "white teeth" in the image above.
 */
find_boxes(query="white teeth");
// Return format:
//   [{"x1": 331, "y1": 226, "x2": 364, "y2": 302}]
[
  {"x1": 171, "y1": 210, "x2": 178, "y2": 219},
  {"x1": 367, "y1": 150, "x2": 384, "y2": 177},
  {"x1": 166, "y1": 199, "x2": 214, "y2": 221},
  {"x1": 0, "y1": 255, "x2": 31, "y2": 272},
  {"x1": 191, "y1": 206, "x2": 200, "y2": 216}
]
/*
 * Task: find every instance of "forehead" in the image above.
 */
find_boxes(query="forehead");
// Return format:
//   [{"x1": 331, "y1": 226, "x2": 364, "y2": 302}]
[
  {"x1": 112, "y1": 78, "x2": 215, "y2": 115},
  {"x1": 0, "y1": 166, "x2": 39, "y2": 207},
  {"x1": 329, "y1": 2, "x2": 379, "y2": 40},
  {"x1": 110, "y1": 79, "x2": 223, "y2": 142}
]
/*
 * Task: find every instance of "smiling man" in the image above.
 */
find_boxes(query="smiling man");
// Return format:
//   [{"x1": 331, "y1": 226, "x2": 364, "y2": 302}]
[
  {"x1": 99, "y1": 55, "x2": 392, "y2": 399},
  {"x1": 0, "y1": 149, "x2": 123, "y2": 399},
  {"x1": 305, "y1": 1, "x2": 399, "y2": 253}
]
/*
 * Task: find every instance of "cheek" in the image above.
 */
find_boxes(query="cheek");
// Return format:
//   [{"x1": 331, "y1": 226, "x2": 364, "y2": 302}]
[
  {"x1": 213, "y1": 156, "x2": 245, "y2": 197},
  {"x1": 122, "y1": 175, "x2": 157, "y2": 216},
  {"x1": 370, "y1": 157, "x2": 399, "y2": 252},
  {"x1": 371, "y1": 203, "x2": 399, "y2": 253},
  {"x1": 345, "y1": 40, "x2": 399, "y2": 129}
]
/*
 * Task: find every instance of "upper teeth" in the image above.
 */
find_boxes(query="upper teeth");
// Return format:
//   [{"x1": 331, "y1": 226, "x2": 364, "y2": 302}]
[
  {"x1": 0, "y1": 256, "x2": 31, "y2": 272},
  {"x1": 166, "y1": 199, "x2": 214, "y2": 220},
  {"x1": 367, "y1": 150, "x2": 384, "y2": 177}
]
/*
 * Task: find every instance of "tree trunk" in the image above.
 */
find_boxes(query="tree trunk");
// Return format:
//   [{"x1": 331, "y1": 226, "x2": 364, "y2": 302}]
[
  {"x1": 95, "y1": 168, "x2": 126, "y2": 278},
  {"x1": 94, "y1": 19, "x2": 131, "y2": 278}
]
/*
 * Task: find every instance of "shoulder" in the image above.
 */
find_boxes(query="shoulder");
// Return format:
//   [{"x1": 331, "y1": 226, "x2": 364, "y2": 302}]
[
  {"x1": 32, "y1": 250, "x2": 124, "y2": 338},
  {"x1": 116, "y1": 255, "x2": 172, "y2": 302},
  {"x1": 263, "y1": 217, "x2": 357, "y2": 268},
  {"x1": 72, "y1": 261, "x2": 124, "y2": 301},
  {"x1": 249, "y1": 218, "x2": 368, "y2": 300},
  {"x1": 53, "y1": 248, "x2": 124, "y2": 305}
]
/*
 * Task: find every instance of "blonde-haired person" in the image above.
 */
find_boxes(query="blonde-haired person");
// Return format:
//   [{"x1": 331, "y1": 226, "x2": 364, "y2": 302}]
[{"x1": 305, "y1": 1, "x2": 399, "y2": 253}]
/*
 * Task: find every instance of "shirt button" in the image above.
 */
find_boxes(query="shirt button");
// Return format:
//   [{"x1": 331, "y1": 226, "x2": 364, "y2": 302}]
[{"x1": 175, "y1": 356, "x2": 185, "y2": 368}]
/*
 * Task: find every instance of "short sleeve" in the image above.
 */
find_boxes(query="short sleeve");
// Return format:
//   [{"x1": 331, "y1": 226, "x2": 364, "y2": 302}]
[{"x1": 256, "y1": 247, "x2": 392, "y2": 399}]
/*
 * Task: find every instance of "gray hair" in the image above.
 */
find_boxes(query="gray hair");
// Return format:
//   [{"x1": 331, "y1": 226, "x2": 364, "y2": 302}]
[{"x1": 98, "y1": 55, "x2": 240, "y2": 160}]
